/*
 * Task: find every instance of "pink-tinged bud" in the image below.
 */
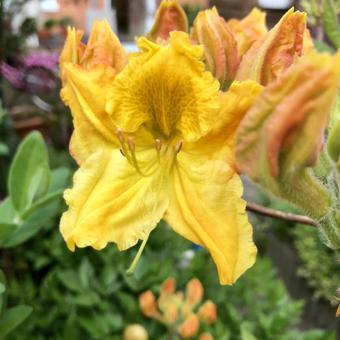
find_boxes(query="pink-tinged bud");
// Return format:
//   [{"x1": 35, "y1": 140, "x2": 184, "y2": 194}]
[
  {"x1": 160, "y1": 277, "x2": 176, "y2": 296},
  {"x1": 227, "y1": 8, "x2": 268, "y2": 57},
  {"x1": 191, "y1": 7, "x2": 240, "y2": 86},
  {"x1": 139, "y1": 291, "x2": 158, "y2": 318},
  {"x1": 236, "y1": 8, "x2": 307, "y2": 85},
  {"x1": 198, "y1": 300, "x2": 217, "y2": 324},
  {"x1": 199, "y1": 332, "x2": 214, "y2": 340},
  {"x1": 177, "y1": 313, "x2": 200, "y2": 338},
  {"x1": 236, "y1": 53, "x2": 340, "y2": 218},
  {"x1": 148, "y1": 0, "x2": 188, "y2": 41},
  {"x1": 185, "y1": 278, "x2": 203, "y2": 306}
]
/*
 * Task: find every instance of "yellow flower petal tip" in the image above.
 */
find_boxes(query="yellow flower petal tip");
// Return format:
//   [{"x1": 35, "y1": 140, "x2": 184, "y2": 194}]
[
  {"x1": 59, "y1": 19, "x2": 126, "y2": 76},
  {"x1": 236, "y1": 8, "x2": 308, "y2": 85},
  {"x1": 192, "y1": 7, "x2": 239, "y2": 86},
  {"x1": 147, "y1": 0, "x2": 188, "y2": 41}
]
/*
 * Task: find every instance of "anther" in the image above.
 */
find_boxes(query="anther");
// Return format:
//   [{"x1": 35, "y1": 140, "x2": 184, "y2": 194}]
[
  {"x1": 115, "y1": 128, "x2": 125, "y2": 143},
  {"x1": 155, "y1": 139, "x2": 161, "y2": 152},
  {"x1": 175, "y1": 140, "x2": 183, "y2": 153},
  {"x1": 119, "y1": 148, "x2": 125, "y2": 157}
]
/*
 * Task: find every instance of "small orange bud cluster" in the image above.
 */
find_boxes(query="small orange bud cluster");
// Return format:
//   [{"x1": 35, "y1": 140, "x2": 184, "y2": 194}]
[{"x1": 139, "y1": 277, "x2": 217, "y2": 339}]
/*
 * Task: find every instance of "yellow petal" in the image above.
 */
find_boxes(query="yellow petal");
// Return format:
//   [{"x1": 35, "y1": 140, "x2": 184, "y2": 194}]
[
  {"x1": 186, "y1": 81, "x2": 262, "y2": 165},
  {"x1": 79, "y1": 19, "x2": 126, "y2": 71},
  {"x1": 227, "y1": 8, "x2": 268, "y2": 57},
  {"x1": 60, "y1": 148, "x2": 169, "y2": 251},
  {"x1": 60, "y1": 64, "x2": 117, "y2": 163},
  {"x1": 106, "y1": 31, "x2": 220, "y2": 142},
  {"x1": 165, "y1": 153, "x2": 257, "y2": 285}
]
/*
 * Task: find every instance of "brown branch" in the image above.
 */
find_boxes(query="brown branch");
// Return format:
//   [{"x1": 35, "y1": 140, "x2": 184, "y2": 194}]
[{"x1": 246, "y1": 201, "x2": 317, "y2": 227}]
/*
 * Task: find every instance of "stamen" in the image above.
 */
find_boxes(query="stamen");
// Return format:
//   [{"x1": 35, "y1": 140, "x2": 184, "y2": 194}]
[
  {"x1": 115, "y1": 128, "x2": 125, "y2": 144},
  {"x1": 115, "y1": 128, "x2": 131, "y2": 162},
  {"x1": 175, "y1": 140, "x2": 183, "y2": 153},
  {"x1": 155, "y1": 139, "x2": 161, "y2": 163},
  {"x1": 127, "y1": 137, "x2": 145, "y2": 176},
  {"x1": 155, "y1": 139, "x2": 161, "y2": 151},
  {"x1": 126, "y1": 232, "x2": 150, "y2": 275}
]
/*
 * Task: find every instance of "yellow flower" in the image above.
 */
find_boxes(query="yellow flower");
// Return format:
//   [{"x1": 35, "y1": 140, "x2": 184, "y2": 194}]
[{"x1": 60, "y1": 27, "x2": 261, "y2": 285}]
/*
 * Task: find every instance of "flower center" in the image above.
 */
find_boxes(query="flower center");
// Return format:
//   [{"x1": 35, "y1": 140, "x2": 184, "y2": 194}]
[{"x1": 115, "y1": 128, "x2": 182, "y2": 177}]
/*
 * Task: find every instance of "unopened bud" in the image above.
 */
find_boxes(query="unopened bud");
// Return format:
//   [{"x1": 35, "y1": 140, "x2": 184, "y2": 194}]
[
  {"x1": 148, "y1": 0, "x2": 188, "y2": 41},
  {"x1": 236, "y1": 8, "x2": 307, "y2": 85},
  {"x1": 191, "y1": 7, "x2": 239, "y2": 87},
  {"x1": 186, "y1": 278, "x2": 203, "y2": 306},
  {"x1": 177, "y1": 313, "x2": 200, "y2": 338},
  {"x1": 198, "y1": 300, "x2": 217, "y2": 324}
]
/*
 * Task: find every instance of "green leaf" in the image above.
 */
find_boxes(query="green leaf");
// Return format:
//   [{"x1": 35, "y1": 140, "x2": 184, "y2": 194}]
[
  {"x1": 322, "y1": 0, "x2": 340, "y2": 48},
  {"x1": 0, "y1": 283, "x2": 5, "y2": 295},
  {"x1": 0, "y1": 305, "x2": 32, "y2": 339},
  {"x1": 57, "y1": 270, "x2": 83, "y2": 292},
  {"x1": 0, "y1": 270, "x2": 6, "y2": 313},
  {"x1": 48, "y1": 167, "x2": 70, "y2": 193},
  {"x1": 0, "y1": 223, "x2": 18, "y2": 240},
  {"x1": 21, "y1": 190, "x2": 63, "y2": 220},
  {"x1": 8, "y1": 132, "x2": 50, "y2": 212},
  {"x1": 0, "y1": 198, "x2": 18, "y2": 224}
]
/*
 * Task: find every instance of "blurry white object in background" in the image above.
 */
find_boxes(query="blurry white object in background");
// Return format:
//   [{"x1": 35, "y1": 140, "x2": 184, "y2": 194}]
[
  {"x1": 86, "y1": 0, "x2": 117, "y2": 34},
  {"x1": 145, "y1": 0, "x2": 157, "y2": 33},
  {"x1": 40, "y1": 0, "x2": 60, "y2": 12},
  {"x1": 122, "y1": 42, "x2": 138, "y2": 53},
  {"x1": 258, "y1": 0, "x2": 294, "y2": 9}
]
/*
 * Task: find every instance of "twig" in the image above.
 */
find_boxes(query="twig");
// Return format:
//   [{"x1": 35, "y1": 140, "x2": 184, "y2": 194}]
[{"x1": 246, "y1": 201, "x2": 317, "y2": 227}]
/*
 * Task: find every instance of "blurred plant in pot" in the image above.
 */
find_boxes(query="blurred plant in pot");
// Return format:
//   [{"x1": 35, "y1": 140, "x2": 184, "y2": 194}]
[
  {"x1": 139, "y1": 277, "x2": 216, "y2": 339},
  {"x1": 1, "y1": 0, "x2": 37, "y2": 62}
]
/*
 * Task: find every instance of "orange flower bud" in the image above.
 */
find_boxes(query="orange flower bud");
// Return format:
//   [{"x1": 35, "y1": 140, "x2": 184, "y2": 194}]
[
  {"x1": 160, "y1": 277, "x2": 176, "y2": 296},
  {"x1": 148, "y1": 0, "x2": 188, "y2": 41},
  {"x1": 198, "y1": 300, "x2": 217, "y2": 324},
  {"x1": 236, "y1": 8, "x2": 307, "y2": 85},
  {"x1": 186, "y1": 278, "x2": 203, "y2": 306},
  {"x1": 199, "y1": 332, "x2": 214, "y2": 340},
  {"x1": 177, "y1": 313, "x2": 200, "y2": 338},
  {"x1": 191, "y1": 7, "x2": 240, "y2": 86},
  {"x1": 336, "y1": 304, "x2": 340, "y2": 318},
  {"x1": 227, "y1": 8, "x2": 268, "y2": 56},
  {"x1": 139, "y1": 291, "x2": 158, "y2": 318}
]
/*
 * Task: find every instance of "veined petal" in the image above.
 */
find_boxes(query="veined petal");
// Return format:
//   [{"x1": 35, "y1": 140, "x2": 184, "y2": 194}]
[
  {"x1": 106, "y1": 32, "x2": 220, "y2": 142},
  {"x1": 165, "y1": 153, "x2": 257, "y2": 285},
  {"x1": 60, "y1": 148, "x2": 169, "y2": 251},
  {"x1": 61, "y1": 64, "x2": 117, "y2": 163},
  {"x1": 186, "y1": 81, "x2": 262, "y2": 165}
]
